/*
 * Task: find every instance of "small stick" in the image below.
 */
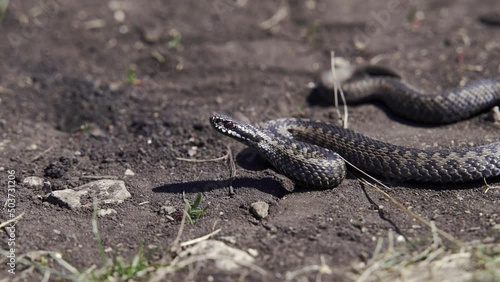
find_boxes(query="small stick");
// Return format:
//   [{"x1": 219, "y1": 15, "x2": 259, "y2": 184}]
[
  {"x1": 180, "y1": 228, "x2": 222, "y2": 247},
  {"x1": 81, "y1": 175, "x2": 119, "y2": 180},
  {"x1": 0, "y1": 212, "x2": 24, "y2": 228},
  {"x1": 330, "y1": 51, "x2": 349, "y2": 128},
  {"x1": 30, "y1": 146, "x2": 54, "y2": 162},
  {"x1": 226, "y1": 145, "x2": 236, "y2": 195},
  {"x1": 169, "y1": 200, "x2": 188, "y2": 254},
  {"x1": 176, "y1": 155, "x2": 228, "y2": 162}
]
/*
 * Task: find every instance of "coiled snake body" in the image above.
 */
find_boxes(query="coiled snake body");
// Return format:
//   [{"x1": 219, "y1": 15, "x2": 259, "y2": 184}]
[{"x1": 210, "y1": 77, "x2": 500, "y2": 188}]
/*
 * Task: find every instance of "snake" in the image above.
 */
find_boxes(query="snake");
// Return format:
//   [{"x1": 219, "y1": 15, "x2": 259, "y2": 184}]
[
  {"x1": 320, "y1": 69, "x2": 500, "y2": 124},
  {"x1": 210, "y1": 76, "x2": 500, "y2": 188}
]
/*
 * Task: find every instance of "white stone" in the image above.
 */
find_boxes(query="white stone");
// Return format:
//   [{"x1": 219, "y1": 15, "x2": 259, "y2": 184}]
[
  {"x1": 23, "y1": 176, "x2": 45, "y2": 188},
  {"x1": 176, "y1": 240, "x2": 255, "y2": 272},
  {"x1": 98, "y1": 208, "x2": 117, "y2": 217},
  {"x1": 250, "y1": 201, "x2": 269, "y2": 219},
  {"x1": 48, "y1": 180, "x2": 130, "y2": 209}
]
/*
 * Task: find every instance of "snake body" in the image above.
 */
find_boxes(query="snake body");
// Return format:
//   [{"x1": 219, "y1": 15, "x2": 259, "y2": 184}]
[
  {"x1": 339, "y1": 77, "x2": 500, "y2": 124},
  {"x1": 210, "y1": 77, "x2": 500, "y2": 188}
]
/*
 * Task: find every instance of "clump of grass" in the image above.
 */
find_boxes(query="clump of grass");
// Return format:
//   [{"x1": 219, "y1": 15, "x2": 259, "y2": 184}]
[
  {"x1": 167, "y1": 29, "x2": 182, "y2": 50},
  {"x1": 183, "y1": 192, "x2": 209, "y2": 225},
  {"x1": 88, "y1": 198, "x2": 153, "y2": 281},
  {"x1": 0, "y1": 199, "x2": 155, "y2": 281},
  {"x1": 88, "y1": 243, "x2": 151, "y2": 281},
  {"x1": 80, "y1": 122, "x2": 91, "y2": 133},
  {"x1": 126, "y1": 65, "x2": 137, "y2": 85},
  {"x1": 355, "y1": 231, "x2": 500, "y2": 282},
  {"x1": 0, "y1": 0, "x2": 9, "y2": 23}
]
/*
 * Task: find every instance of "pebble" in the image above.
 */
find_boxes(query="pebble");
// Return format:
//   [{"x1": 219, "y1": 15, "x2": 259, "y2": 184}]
[
  {"x1": 83, "y1": 19, "x2": 106, "y2": 30},
  {"x1": 98, "y1": 208, "x2": 117, "y2": 217},
  {"x1": 23, "y1": 176, "x2": 45, "y2": 188},
  {"x1": 159, "y1": 205, "x2": 176, "y2": 215},
  {"x1": 124, "y1": 168, "x2": 135, "y2": 176},
  {"x1": 490, "y1": 106, "x2": 500, "y2": 123},
  {"x1": 47, "y1": 180, "x2": 131, "y2": 209},
  {"x1": 176, "y1": 240, "x2": 254, "y2": 272},
  {"x1": 114, "y1": 10, "x2": 125, "y2": 22},
  {"x1": 250, "y1": 201, "x2": 269, "y2": 219},
  {"x1": 141, "y1": 27, "x2": 163, "y2": 44},
  {"x1": 188, "y1": 146, "x2": 198, "y2": 157},
  {"x1": 247, "y1": 248, "x2": 259, "y2": 257}
]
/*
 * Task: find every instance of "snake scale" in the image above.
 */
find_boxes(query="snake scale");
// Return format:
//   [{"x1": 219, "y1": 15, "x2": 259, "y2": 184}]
[{"x1": 210, "y1": 76, "x2": 500, "y2": 188}]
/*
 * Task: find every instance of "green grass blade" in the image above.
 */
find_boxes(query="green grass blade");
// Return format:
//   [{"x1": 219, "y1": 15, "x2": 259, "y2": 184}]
[
  {"x1": 0, "y1": 0, "x2": 9, "y2": 23},
  {"x1": 92, "y1": 198, "x2": 108, "y2": 267},
  {"x1": 192, "y1": 192, "x2": 202, "y2": 209}
]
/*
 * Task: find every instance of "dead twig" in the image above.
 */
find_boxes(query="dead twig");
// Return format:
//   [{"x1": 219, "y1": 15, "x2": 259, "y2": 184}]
[
  {"x1": 259, "y1": 2, "x2": 289, "y2": 30},
  {"x1": 30, "y1": 146, "x2": 54, "y2": 162},
  {"x1": 330, "y1": 51, "x2": 349, "y2": 128},
  {"x1": 356, "y1": 176, "x2": 464, "y2": 248},
  {"x1": 0, "y1": 212, "x2": 24, "y2": 228},
  {"x1": 180, "y1": 229, "x2": 222, "y2": 248},
  {"x1": 176, "y1": 154, "x2": 228, "y2": 162},
  {"x1": 226, "y1": 145, "x2": 236, "y2": 195}
]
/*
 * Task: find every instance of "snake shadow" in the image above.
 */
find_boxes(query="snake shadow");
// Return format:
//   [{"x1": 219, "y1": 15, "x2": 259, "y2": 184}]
[
  {"x1": 153, "y1": 177, "x2": 291, "y2": 197},
  {"x1": 154, "y1": 148, "x2": 362, "y2": 196}
]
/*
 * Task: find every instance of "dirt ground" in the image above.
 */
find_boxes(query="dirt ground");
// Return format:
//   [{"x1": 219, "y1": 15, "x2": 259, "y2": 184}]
[{"x1": 0, "y1": 0, "x2": 499, "y2": 281}]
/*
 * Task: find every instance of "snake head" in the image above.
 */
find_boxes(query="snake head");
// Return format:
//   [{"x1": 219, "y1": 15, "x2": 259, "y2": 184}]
[{"x1": 210, "y1": 113, "x2": 264, "y2": 146}]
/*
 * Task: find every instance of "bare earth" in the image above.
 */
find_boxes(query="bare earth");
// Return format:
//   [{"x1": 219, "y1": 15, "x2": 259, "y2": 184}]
[{"x1": 0, "y1": 0, "x2": 499, "y2": 281}]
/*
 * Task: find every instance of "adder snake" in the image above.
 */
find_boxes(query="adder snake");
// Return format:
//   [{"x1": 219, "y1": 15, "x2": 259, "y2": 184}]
[{"x1": 210, "y1": 75, "x2": 500, "y2": 188}]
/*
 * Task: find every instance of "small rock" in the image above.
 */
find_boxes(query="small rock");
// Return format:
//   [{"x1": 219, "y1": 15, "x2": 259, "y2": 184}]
[
  {"x1": 98, "y1": 208, "x2": 117, "y2": 217},
  {"x1": 159, "y1": 205, "x2": 176, "y2": 215},
  {"x1": 48, "y1": 189, "x2": 88, "y2": 209},
  {"x1": 220, "y1": 236, "x2": 237, "y2": 244},
  {"x1": 141, "y1": 27, "x2": 163, "y2": 44},
  {"x1": 83, "y1": 19, "x2": 106, "y2": 30},
  {"x1": 47, "y1": 180, "x2": 131, "y2": 209},
  {"x1": 188, "y1": 146, "x2": 198, "y2": 157},
  {"x1": 176, "y1": 240, "x2": 255, "y2": 272},
  {"x1": 490, "y1": 106, "x2": 500, "y2": 123},
  {"x1": 108, "y1": 81, "x2": 123, "y2": 91},
  {"x1": 114, "y1": 10, "x2": 125, "y2": 22},
  {"x1": 108, "y1": 0, "x2": 121, "y2": 10},
  {"x1": 119, "y1": 25, "x2": 129, "y2": 34},
  {"x1": 250, "y1": 201, "x2": 269, "y2": 219},
  {"x1": 89, "y1": 125, "x2": 107, "y2": 137},
  {"x1": 23, "y1": 176, "x2": 45, "y2": 188},
  {"x1": 247, "y1": 248, "x2": 259, "y2": 257},
  {"x1": 124, "y1": 168, "x2": 135, "y2": 176}
]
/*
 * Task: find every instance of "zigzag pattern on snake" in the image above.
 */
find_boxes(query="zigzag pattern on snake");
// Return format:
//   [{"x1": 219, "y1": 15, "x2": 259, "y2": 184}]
[{"x1": 210, "y1": 77, "x2": 500, "y2": 188}]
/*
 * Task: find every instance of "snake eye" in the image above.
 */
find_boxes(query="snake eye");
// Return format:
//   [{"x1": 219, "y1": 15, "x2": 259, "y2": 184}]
[{"x1": 224, "y1": 121, "x2": 234, "y2": 129}]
